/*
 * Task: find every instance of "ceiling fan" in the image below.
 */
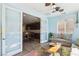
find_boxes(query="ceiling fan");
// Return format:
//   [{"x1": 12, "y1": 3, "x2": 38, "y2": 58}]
[{"x1": 45, "y1": 3, "x2": 64, "y2": 13}]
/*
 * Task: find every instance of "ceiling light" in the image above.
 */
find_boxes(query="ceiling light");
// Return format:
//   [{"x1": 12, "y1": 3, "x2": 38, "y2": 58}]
[
  {"x1": 52, "y1": 3, "x2": 56, "y2": 8},
  {"x1": 45, "y1": 3, "x2": 64, "y2": 14}
]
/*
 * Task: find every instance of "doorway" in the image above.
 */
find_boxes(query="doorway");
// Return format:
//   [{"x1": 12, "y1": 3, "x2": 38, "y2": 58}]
[{"x1": 18, "y1": 12, "x2": 41, "y2": 55}]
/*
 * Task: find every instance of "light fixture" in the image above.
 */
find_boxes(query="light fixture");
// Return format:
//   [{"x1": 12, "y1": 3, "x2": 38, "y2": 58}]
[
  {"x1": 52, "y1": 3, "x2": 56, "y2": 8},
  {"x1": 45, "y1": 3, "x2": 64, "y2": 13}
]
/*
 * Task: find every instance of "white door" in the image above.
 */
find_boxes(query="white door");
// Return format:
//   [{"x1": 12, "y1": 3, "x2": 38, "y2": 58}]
[{"x1": 2, "y1": 4, "x2": 22, "y2": 56}]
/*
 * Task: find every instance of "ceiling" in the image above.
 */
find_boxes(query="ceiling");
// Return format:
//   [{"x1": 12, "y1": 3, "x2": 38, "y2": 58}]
[
  {"x1": 23, "y1": 13, "x2": 40, "y2": 24},
  {"x1": 6, "y1": 3, "x2": 79, "y2": 24},
  {"x1": 7, "y1": 3, "x2": 79, "y2": 16}
]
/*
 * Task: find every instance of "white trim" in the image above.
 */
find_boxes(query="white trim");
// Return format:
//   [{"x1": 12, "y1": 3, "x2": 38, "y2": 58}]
[
  {"x1": 40, "y1": 40, "x2": 48, "y2": 43},
  {"x1": 3, "y1": 4, "x2": 21, "y2": 12},
  {"x1": 0, "y1": 4, "x2": 2, "y2": 56},
  {"x1": 6, "y1": 49, "x2": 22, "y2": 56},
  {"x1": 21, "y1": 12, "x2": 23, "y2": 51},
  {"x1": 46, "y1": 17, "x2": 49, "y2": 42},
  {"x1": 2, "y1": 4, "x2": 6, "y2": 55},
  {"x1": 40, "y1": 17, "x2": 48, "y2": 43}
]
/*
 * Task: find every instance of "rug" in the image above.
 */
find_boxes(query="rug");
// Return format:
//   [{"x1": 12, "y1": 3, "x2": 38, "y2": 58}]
[{"x1": 25, "y1": 50, "x2": 39, "y2": 56}]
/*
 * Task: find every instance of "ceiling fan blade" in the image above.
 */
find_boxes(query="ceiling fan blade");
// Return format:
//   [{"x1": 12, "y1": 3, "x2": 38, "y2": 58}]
[
  {"x1": 45, "y1": 3, "x2": 51, "y2": 6},
  {"x1": 52, "y1": 10, "x2": 56, "y2": 13},
  {"x1": 55, "y1": 7, "x2": 60, "y2": 11},
  {"x1": 59, "y1": 9, "x2": 64, "y2": 12},
  {"x1": 52, "y1": 3, "x2": 56, "y2": 5}
]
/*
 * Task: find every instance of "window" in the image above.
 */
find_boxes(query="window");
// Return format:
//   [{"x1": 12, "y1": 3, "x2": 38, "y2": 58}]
[
  {"x1": 57, "y1": 20, "x2": 66, "y2": 34},
  {"x1": 57, "y1": 18, "x2": 75, "y2": 34},
  {"x1": 66, "y1": 18, "x2": 75, "y2": 34}
]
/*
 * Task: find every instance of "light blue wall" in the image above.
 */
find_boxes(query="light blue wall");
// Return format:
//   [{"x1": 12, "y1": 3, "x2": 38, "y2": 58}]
[
  {"x1": 48, "y1": 16, "x2": 63, "y2": 33},
  {"x1": 47, "y1": 12, "x2": 77, "y2": 42},
  {"x1": 72, "y1": 24, "x2": 79, "y2": 42},
  {"x1": 48, "y1": 12, "x2": 77, "y2": 34},
  {"x1": 72, "y1": 12, "x2": 79, "y2": 43}
]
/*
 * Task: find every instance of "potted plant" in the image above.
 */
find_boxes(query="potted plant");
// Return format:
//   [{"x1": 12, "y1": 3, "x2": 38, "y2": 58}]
[
  {"x1": 75, "y1": 38, "x2": 79, "y2": 45},
  {"x1": 48, "y1": 33, "x2": 54, "y2": 42}
]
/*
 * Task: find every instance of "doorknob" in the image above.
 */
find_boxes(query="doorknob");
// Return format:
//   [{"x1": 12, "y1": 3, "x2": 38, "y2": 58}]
[{"x1": 3, "y1": 38, "x2": 5, "y2": 40}]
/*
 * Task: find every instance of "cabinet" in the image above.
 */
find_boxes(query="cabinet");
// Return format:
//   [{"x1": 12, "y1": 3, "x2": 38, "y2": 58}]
[{"x1": 26, "y1": 22, "x2": 40, "y2": 30}]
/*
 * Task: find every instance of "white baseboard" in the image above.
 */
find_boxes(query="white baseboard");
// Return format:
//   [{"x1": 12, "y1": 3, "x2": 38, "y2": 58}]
[
  {"x1": 40, "y1": 40, "x2": 48, "y2": 43},
  {"x1": 6, "y1": 49, "x2": 22, "y2": 56}
]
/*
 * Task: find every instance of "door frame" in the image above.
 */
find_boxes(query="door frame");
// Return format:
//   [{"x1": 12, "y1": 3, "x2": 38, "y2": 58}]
[
  {"x1": 22, "y1": 13, "x2": 42, "y2": 44},
  {"x1": 2, "y1": 4, "x2": 23, "y2": 56},
  {"x1": 40, "y1": 17, "x2": 48, "y2": 43},
  {"x1": 0, "y1": 3, "x2": 2, "y2": 56}
]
